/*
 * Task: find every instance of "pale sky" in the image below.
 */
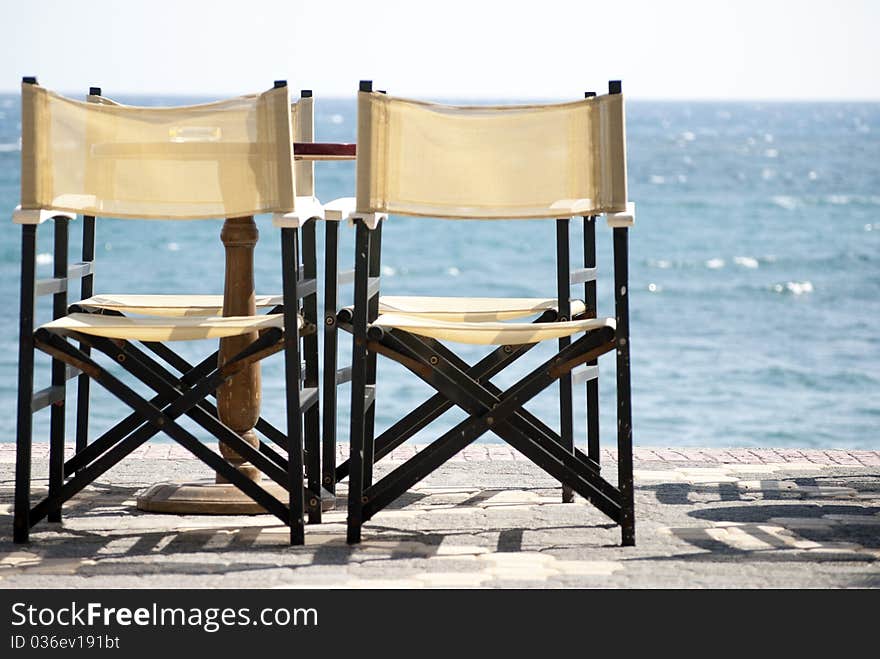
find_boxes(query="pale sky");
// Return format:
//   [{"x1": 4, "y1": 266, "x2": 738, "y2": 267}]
[{"x1": 2, "y1": 0, "x2": 879, "y2": 100}]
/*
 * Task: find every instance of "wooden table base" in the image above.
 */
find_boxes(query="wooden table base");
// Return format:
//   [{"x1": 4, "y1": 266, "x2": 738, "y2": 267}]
[{"x1": 136, "y1": 482, "x2": 335, "y2": 514}]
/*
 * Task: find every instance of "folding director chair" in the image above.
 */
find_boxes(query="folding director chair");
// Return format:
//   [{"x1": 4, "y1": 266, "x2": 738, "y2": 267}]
[
  {"x1": 320, "y1": 92, "x2": 587, "y2": 502},
  {"x1": 61, "y1": 85, "x2": 344, "y2": 521},
  {"x1": 340, "y1": 81, "x2": 636, "y2": 546},
  {"x1": 14, "y1": 78, "x2": 322, "y2": 545}
]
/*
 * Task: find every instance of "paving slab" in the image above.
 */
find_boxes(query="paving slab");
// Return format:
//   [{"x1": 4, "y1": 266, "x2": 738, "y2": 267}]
[{"x1": 0, "y1": 443, "x2": 878, "y2": 588}]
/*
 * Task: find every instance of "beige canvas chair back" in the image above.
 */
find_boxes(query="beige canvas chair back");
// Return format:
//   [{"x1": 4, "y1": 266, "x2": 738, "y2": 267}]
[
  {"x1": 292, "y1": 94, "x2": 315, "y2": 198},
  {"x1": 20, "y1": 82, "x2": 297, "y2": 220},
  {"x1": 356, "y1": 90, "x2": 628, "y2": 219}
]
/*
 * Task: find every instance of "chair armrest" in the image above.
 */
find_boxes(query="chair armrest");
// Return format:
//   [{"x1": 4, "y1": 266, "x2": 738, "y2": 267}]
[
  {"x1": 606, "y1": 202, "x2": 635, "y2": 228},
  {"x1": 272, "y1": 196, "x2": 324, "y2": 228},
  {"x1": 13, "y1": 206, "x2": 77, "y2": 225},
  {"x1": 349, "y1": 211, "x2": 387, "y2": 230},
  {"x1": 322, "y1": 197, "x2": 356, "y2": 222}
]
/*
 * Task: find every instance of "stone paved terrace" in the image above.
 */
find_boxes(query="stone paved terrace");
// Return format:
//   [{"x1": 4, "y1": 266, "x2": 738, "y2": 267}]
[{"x1": 1, "y1": 443, "x2": 878, "y2": 588}]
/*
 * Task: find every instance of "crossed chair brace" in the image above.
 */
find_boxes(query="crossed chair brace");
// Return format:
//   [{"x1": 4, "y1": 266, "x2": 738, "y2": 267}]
[
  {"x1": 59, "y1": 219, "x2": 326, "y2": 524},
  {"x1": 323, "y1": 222, "x2": 608, "y2": 502},
  {"x1": 16, "y1": 215, "x2": 315, "y2": 544}
]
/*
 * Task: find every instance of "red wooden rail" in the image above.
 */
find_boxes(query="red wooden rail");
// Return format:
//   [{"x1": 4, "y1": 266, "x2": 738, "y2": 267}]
[{"x1": 293, "y1": 142, "x2": 356, "y2": 160}]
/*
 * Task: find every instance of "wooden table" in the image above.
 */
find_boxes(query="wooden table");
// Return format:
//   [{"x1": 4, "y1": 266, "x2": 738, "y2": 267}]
[{"x1": 137, "y1": 142, "x2": 356, "y2": 514}]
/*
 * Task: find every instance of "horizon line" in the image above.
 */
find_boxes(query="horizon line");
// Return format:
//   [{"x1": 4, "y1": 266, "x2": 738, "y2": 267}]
[{"x1": 1, "y1": 87, "x2": 879, "y2": 104}]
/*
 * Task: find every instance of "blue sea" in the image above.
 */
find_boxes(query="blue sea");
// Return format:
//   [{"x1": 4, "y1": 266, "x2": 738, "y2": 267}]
[{"x1": 0, "y1": 94, "x2": 878, "y2": 450}]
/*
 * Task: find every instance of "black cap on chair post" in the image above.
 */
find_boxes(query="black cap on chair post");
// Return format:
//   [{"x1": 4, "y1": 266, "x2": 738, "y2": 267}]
[
  {"x1": 609, "y1": 80, "x2": 622, "y2": 94},
  {"x1": 274, "y1": 80, "x2": 287, "y2": 89},
  {"x1": 22, "y1": 76, "x2": 37, "y2": 85},
  {"x1": 89, "y1": 87, "x2": 102, "y2": 96},
  {"x1": 360, "y1": 80, "x2": 373, "y2": 92},
  {"x1": 300, "y1": 89, "x2": 312, "y2": 98}
]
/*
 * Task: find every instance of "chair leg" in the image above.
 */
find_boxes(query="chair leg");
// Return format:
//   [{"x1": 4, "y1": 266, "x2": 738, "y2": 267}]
[
  {"x1": 47, "y1": 217, "x2": 69, "y2": 522},
  {"x1": 559, "y1": 361, "x2": 574, "y2": 503},
  {"x1": 347, "y1": 343, "x2": 367, "y2": 544},
  {"x1": 14, "y1": 225, "x2": 37, "y2": 544},
  {"x1": 47, "y1": 366, "x2": 66, "y2": 523},
  {"x1": 362, "y1": 354, "x2": 378, "y2": 488},
  {"x1": 346, "y1": 219, "x2": 371, "y2": 544},
  {"x1": 617, "y1": 370, "x2": 634, "y2": 547},
  {"x1": 617, "y1": 353, "x2": 635, "y2": 546},
  {"x1": 14, "y1": 378, "x2": 33, "y2": 543},
  {"x1": 586, "y1": 373, "x2": 600, "y2": 463},
  {"x1": 14, "y1": 351, "x2": 35, "y2": 543},
  {"x1": 583, "y1": 215, "x2": 601, "y2": 466},
  {"x1": 286, "y1": 408, "x2": 305, "y2": 545},
  {"x1": 47, "y1": 386, "x2": 65, "y2": 523},
  {"x1": 556, "y1": 219, "x2": 574, "y2": 503},
  {"x1": 304, "y1": 397, "x2": 321, "y2": 524},
  {"x1": 74, "y1": 215, "x2": 96, "y2": 467},
  {"x1": 362, "y1": 220, "x2": 382, "y2": 488},
  {"x1": 281, "y1": 227, "x2": 305, "y2": 545},
  {"x1": 75, "y1": 371, "x2": 91, "y2": 463},
  {"x1": 302, "y1": 221, "x2": 322, "y2": 524},
  {"x1": 614, "y1": 226, "x2": 635, "y2": 546},
  {"x1": 321, "y1": 221, "x2": 340, "y2": 497},
  {"x1": 321, "y1": 321, "x2": 339, "y2": 495}
]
